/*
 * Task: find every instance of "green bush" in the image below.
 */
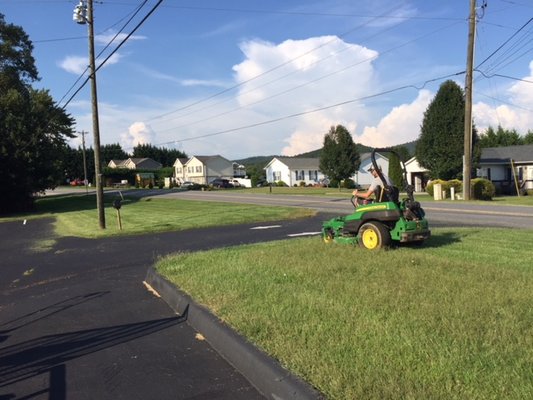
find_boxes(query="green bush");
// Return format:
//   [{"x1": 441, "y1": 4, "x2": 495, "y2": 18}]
[
  {"x1": 471, "y1": 178, "x2": 495, "y2": 200},
  {"x1": 275, "y1": 181, "x2": 288, "y2": 187},
  {"x1": 299, "y1": 181, "x2": 306, "y2": 187},
  {"x1": 448, "y1": 179, "x2": 463, "y2": 196},
  {"x1": 342, "y1": 179, "x2": 356, "y2": 189},
  {"x1": 426, "y1": 179, "x2": 448, "y2": 197}
]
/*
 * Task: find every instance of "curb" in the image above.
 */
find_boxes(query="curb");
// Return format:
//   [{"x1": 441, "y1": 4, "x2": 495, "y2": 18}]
[{"x1": 145, "y1": 267, "x2": 323, "y2": 400}]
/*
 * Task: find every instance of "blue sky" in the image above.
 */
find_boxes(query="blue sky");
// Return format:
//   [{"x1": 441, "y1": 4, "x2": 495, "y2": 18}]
[{"x1": 2, "y1": 0, "x2": 533, "y2": 159}]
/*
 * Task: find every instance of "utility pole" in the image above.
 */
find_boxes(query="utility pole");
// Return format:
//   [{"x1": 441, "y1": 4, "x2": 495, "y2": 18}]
[
  {"x1": 74, "y1": 0, "x2": 105, "y2": 228},
  {"x1": 80, "y1": 130, "x2": 89, "y2": 195},
  {"x1": 463, "y1": 0, "x2": 476, "y2": 201}
]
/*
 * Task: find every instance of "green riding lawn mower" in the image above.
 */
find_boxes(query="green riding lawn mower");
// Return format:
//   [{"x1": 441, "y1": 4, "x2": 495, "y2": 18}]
[{"x1": 322, "y1": 149, "x2": 430, "y2": 250}]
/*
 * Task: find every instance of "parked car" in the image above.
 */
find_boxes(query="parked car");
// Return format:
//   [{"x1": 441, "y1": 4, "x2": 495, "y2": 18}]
[
  {"x1": 180, "y1": 181, "x2": 195, "y2": 188},
  {"x1": 230, "y1": 179, "x2": 241, "y2": 187},
  {"x1": 70, "y1": 178, "x2": 85, "y2": 186},
  {"x1": 210, "y1": 178, "x2": 233, "y2": 188}
]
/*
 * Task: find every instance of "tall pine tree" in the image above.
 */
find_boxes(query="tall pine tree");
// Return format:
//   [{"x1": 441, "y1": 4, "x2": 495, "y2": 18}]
[{"x1": 415, "y1": 80, "x2": 477, "y2": 180}]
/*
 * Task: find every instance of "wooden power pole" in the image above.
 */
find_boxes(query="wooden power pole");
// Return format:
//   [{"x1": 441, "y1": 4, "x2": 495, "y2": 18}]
[
  {"x1": 87, "y1": 0, "x2": 105, "y2": 228},
  {"x1": 463, "y1": 0, "x2": 476, "y2": 201}
]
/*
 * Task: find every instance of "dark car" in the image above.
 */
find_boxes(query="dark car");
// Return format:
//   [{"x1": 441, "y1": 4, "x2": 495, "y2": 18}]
[{"x1": 210, "y1": 178, "x2": 233, "y2": 188}]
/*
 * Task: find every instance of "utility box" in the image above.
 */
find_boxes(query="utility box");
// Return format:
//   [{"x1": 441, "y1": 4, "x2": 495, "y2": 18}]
[{"x1": 434, "y1": 183, "x2": 443, "y2": 200}]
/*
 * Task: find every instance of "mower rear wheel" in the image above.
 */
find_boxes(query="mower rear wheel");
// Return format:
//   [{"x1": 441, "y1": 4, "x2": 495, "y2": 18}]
[
  {"x1": 358, "y1": 222, "x2": 391, "y2": 250},
  {"x1": 322, "y1": 228, "x2": 334, "y2": 244}
]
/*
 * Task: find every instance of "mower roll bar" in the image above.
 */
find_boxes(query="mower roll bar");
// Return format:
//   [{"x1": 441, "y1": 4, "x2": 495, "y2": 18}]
[{"x1": 370, "y1": 148, "x2": 415, "y2": 203}]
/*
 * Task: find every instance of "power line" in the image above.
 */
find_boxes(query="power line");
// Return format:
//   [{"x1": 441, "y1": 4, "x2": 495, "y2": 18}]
[
  {"x1": 61, "y1": 0, "x2": 163, "y2": 109},
  {"x1": 58, "y1": 0, "x2": 150, "y2": 106},
  {"x1": 146, "y1": 2, "x2": 413, "y2": 122},
  {"x1": 151, "y1": 19, "x2": 463, "y2": 134},
  {"x1": 150, "y1": 71, "x2": 466, "y2": 148}
]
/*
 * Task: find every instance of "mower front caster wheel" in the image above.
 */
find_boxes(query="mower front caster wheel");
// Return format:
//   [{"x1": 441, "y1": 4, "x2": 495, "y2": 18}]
[{"x1": 358, "y1": 222, "x2": 391, "y2": 250}]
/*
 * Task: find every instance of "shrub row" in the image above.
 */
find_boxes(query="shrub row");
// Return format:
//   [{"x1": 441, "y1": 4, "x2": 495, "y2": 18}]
[{"x1": 426, "y1": 178, "x2": 495, "y2": 200}]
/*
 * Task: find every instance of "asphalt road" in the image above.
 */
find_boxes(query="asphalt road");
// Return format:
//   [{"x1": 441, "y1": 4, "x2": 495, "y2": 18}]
[
  {"x1": 141, "y1": 189, "x2": 533, "y2": 229},
  {"x1": 0, "y1": 215, "x2": 328, "y2": 400}
]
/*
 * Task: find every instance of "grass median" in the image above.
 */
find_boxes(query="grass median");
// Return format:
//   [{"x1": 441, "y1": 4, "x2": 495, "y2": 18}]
[
  {"x1": 156, "y1": 228, "x2": 533, "y2": 400},
  {"x1": 1, "y1": 193, "x2": 314, "y2": 238}
]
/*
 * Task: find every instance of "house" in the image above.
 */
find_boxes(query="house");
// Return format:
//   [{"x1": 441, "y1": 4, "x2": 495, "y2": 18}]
[
  {"x1": 353, "y1": 152, "x2": 389, "y2": 188},
  {"x1": 404, "y1": 157, "x2": 430, "y2": 192},
  {"x1": 264, "y1": 157, "x2": 324, "y2": 186},
  {"x1": 172, "y1": 158, "x2": 189, "y2": 184},
  {"x1": 174, "y1": 155, "x2": 234, "y2": 185},
  {"x1": 108, "y1": 157, "x2": 162, "y2": 170},
  {"x1": 478, "y1": 145, "x2": 533, "y2": 193}
]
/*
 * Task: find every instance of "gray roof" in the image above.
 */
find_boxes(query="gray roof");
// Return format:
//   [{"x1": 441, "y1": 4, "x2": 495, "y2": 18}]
[
  {"x1": 273, "y1": 157, "x2": 320, "y2": 169},
  {"x1": 480, "y1": 145, "x2": 533, "y2": 164}
]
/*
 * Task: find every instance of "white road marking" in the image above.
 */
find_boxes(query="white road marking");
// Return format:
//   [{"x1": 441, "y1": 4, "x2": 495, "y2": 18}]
[
  {"x1": 250, "y1": 225, "x2": 282, "y2": 230},
  {"x1": 287, "y1": 231, "x2": 322, "y2": 237}
]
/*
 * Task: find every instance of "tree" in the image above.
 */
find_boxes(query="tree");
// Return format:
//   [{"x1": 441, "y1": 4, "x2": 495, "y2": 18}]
[
  {"x1": 319, "y1": 125, "x2": 360, "y2": 189},
  {"x1": 386, "y1": 145, "x2": 410, "y2": 187},
  {"x1": 132, "y1": 143, "x2": 186, "y2": 167},
  {"x1": 478, "y1": 125, "x2": 522, "y2": 148},
  {"x1": 415, "y1": 80, "x2": 477, "y2": 180},
  {"x1": 524, "y1": 130, "x2": 533, "y2": 145},
  {"x1": 1, "y1": 14, "x2": 74, "y2": 213}
]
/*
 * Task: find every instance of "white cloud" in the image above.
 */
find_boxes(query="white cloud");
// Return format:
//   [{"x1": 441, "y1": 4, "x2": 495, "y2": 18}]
[
  {"x1": 357, "y1": 90, "x2": 432, "y2": 147},
  {"x1": 59, "y1": 53, "x2": 123, "y2": 74},
  {"x1": 59, "y1": 56, "x2": 88, "y2": 74},
  {"x1": 120, "y1": 122, "x2": 155, "y2": 149},
  {"x1": 95, "y1": 31, "x2": 146, "y2": 46},
  {"x1": 225, "y1": 36, "x2": 378, "y2": 156},
  {"x1": 474, "y1": 61, "x2": 533, "y2": 135}
]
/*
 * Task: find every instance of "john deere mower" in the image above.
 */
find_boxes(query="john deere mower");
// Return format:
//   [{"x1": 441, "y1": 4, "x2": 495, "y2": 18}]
[{"x1": 322, "y1": 149, "x2": 430, "y2": 250}]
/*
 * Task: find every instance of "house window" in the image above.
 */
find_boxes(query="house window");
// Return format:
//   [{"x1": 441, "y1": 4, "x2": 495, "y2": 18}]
[
  {"x1": 196, "y1": 166, "x2": 202, "y2": 173},
  {"x1": 177, "y1": 167, "x2": 182, "y2": 174},
  {"x1": 274, "y1": 171, "x2": 281, "y2": 181},
  {"x1": 309, "y1": 170, "x2": 318, "y2": 181},
  {"x1": 487, "y1": 168, "x2": 491, "y2": 181}
]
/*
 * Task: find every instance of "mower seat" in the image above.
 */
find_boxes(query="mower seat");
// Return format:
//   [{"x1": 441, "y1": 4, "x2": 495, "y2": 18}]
[{"x1": 377, "y1": 185, "x2": 400, "y2": 203}]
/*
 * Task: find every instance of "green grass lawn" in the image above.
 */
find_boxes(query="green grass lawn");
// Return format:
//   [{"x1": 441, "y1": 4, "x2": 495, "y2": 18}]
[
  {"x1": 0, "y1": 193, "x2": 314, "y2": 238},
  {"x1": 156, "y1": 228, "x2": 533, "y2": 400}
]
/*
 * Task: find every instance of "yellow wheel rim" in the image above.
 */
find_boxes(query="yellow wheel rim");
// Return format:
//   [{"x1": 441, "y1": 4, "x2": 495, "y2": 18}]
[
  {"x1": 323, "y1": 230, "x2": 334, "y2": 244},
  {"x1": 361, "y1": 228, "x2": 379, "y2": 249}
]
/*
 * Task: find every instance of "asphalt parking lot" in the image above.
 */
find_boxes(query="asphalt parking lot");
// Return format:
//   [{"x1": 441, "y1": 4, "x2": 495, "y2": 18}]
[{"x1": 0, "y1": 215, "x2": 326, "y2": 399}]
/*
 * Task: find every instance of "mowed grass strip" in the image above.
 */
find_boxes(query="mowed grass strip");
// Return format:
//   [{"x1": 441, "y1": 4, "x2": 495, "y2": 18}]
[
  {"x1": 12, "y1": 194, "x2": 314, "y2": 238},
  {"x1": 156, "y1": 228, "x2": 533, "y2": 400}
]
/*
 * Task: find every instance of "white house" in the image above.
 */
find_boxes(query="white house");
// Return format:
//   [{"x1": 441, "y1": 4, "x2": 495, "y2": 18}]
[
  {"x1": 264, "y1": 157, "x2": 324, "y2": 186},
  {"x1": 174, "y1": 155, "x2": 234, "y2": 185},
  {"x1": 404, "y1": 157, "x2": 430, "y2": 192},
  {"x1": 478, "y1": 145, "x2": 533, "y2": 193},
  {"x1": 353, "y1": 152, "x2": 389, "y2": 188},
  {"x1": 173, "y1": 158, "x2": 189, "y2": 184}
]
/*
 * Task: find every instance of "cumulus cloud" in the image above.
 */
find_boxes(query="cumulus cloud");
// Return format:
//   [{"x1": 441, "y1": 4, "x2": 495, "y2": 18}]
[
  {"x1": 59, "y1": 53, "x2": 123, "y2": 74},
  {"x1": 229, "y1": 36, "x2": 378, "y2": 155},
  {"x1": 120, "y1": 122, "x2": 155, "y2": 148},
  {"x1": 357, "y1": 90, "x2": 433, "y2": 147},
  {"x1": 59, "y1": 56, "x2": 88, "y2": 74},
  {"x1": 474, "y1": 61, "x2": 533, "y2": 135}
]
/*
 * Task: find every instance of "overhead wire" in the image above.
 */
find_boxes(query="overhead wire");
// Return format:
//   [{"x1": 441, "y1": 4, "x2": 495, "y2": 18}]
[
  {"x1": 146, "y1": 1, "x2": 416, "y2": 121},
  {"x1": 58, "y1": 0, "x2": 150, "y2": 106},
  {"x1": 152, "y1": 19, "x2": 463, "y2": 135},
  {"x1": 60, "y1": 0, "x2": 163, "y2": 109}
]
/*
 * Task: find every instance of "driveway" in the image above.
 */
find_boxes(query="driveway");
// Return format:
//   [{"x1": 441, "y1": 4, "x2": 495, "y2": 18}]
[{"x1": 0, "y1": 215, "x2": 326, "y2": 399}]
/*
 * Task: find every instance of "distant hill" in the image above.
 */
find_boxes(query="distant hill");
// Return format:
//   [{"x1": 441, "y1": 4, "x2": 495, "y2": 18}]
[{"x1": 235, "y1": 140, "x2": 417, "y2": 167}]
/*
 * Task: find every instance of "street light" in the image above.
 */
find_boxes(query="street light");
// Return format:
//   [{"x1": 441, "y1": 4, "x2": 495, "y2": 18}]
[{"x1": 73, "y1": 0, "x2": 106, "y2": 228}]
